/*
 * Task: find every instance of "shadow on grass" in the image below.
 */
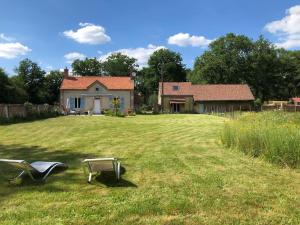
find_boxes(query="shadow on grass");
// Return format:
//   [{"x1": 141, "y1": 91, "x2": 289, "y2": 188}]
[
  {"x1": 14, "y1": 165, "x2": 69, "y2": 185},
  {"x1": 0, "y1": 143, "x2": 92, "y2": 202},
  {"x1": 0, "y1": 143, "x2": 136, "y2": 203},
  {"x1": 95, "y1": 168, "x2": 137, "y2": 188},
  {"x1": 0, "y1": 115, "x2": 60, "y2": 126}
]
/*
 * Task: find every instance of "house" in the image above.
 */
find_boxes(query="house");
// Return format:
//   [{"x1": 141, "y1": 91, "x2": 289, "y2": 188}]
[
  {"x1": 158, "y1": 82, "x2": 254, "y2": 113},
  {"x1": 60, "y1": 69, "x2": 134, "y2": 114},
  {"x1": 291, "y1": 97, "x2": 300, "y2": 106}
]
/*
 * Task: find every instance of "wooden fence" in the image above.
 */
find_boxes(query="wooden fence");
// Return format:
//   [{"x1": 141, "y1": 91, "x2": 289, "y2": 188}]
[
  {"x1": 0, "y1": 104, "x2": 59, "y2": 119},
  {"x1": 262, "y1": 104, "x2": 300, "y2": 112}
]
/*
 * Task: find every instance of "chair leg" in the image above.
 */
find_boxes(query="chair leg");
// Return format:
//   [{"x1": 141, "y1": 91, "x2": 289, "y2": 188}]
[
  {"x1": 41, "y1": 163, "x2": 60, "y2": 181},
  {"x1": 88, "y1": 173, "x2": 93, "y2": 183},
  {"x1": 116, "y1": 162, "x2": 121, "y2": 181},
  {"x1": 9, "y1": 171, "x2": 25, "y2": 183}
]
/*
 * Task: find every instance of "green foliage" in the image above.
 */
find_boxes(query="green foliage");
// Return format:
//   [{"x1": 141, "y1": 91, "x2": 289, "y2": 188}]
[
  {"x1": 101, "y1": 52, "x2": 138, "y2": 76},
  {"x1": 103, "y1": 108, "x2": 125, "y2": 117},
  {"x1": 72, "y1": 57, "x2": 102, "y2": 76},
  {"x1": 0, "y1": 68, "x2": 13, "y2": 103},
  {"x1": 253, "y1": 98, "x2": 262, "y2": 109},
  {"x1": 136, "y1": 49, "x2": 187, "y2": 104},
  {"x1": 190, "y1": 33, "x2": 253, "y2": 84},
  {"x1": 147, "y1": 93, "x2": 158, "y2": 107},
  {"x1": 15, "y1": 59, "x2": 46, "y2": 103},
  {"x1": 2, "y1": 61, "x2": 63, "y2": 105},
  {"x1": 148, "y1": 49, "x2": 187, "y2": 82},
  {"x1": 44, "y1": 70, "x2": 63, "y2": 104},
  {"x1": 221, "y1": 112, "x2": 300, "y2": 168},
  {"x1": 71, "y1": 53, "x2": 138, "y2": 76},
  {"x1": 190, "y1": 33, "x2": 300, "y2": 100},
  {"x1": 4, "y1": 76, "x2": 28, "y2": 104},
  {"x1": 112, "y1": 97, "x2": 121, "y2": 116}
]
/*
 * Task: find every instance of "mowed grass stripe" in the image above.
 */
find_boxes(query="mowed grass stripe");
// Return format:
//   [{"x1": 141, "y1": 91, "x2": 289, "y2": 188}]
[{"x1": 0, "y1": 115, "x2": 299, "y2": 225}]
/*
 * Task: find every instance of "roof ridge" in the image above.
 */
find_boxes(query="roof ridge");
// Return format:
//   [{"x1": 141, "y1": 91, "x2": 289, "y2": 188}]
[{"x1": 72, "y1": 76, "x2": 131, "y2": 78}]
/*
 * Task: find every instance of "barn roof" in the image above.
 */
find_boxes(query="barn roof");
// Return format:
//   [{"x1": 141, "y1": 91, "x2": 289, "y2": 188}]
[{"x1": 159, "y1": 82, "x2": 254, "y2": 101}]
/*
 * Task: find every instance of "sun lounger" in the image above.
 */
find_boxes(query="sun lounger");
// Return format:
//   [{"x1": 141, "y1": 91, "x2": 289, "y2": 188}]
[
  {"x1": 82, "y1": 158, "x2": 121, "y2": 183},
  {"x1": 0, "y1": 159, "x2": 68, "y2": 182}
]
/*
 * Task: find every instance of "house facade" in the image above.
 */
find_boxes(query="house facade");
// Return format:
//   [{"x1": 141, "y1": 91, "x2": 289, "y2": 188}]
[
  {"x1": 158, "y1": 82, "x2": 254, "y2": 113},
  {"x1": 60, "y1": 69, "x2": 134, "y2": 114}
]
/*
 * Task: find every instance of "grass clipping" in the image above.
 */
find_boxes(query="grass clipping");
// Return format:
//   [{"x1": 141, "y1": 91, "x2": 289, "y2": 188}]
[{"x1": 220, "y1": 111, "x2": 300, "y2": 168}]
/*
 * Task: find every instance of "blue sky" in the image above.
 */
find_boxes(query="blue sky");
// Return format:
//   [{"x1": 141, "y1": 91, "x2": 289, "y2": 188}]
[{"x1": 0, "y1": 0, "x2": 300, "y2": 75}]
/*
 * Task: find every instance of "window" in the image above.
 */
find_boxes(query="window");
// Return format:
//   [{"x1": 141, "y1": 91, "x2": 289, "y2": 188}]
[
  {"x1": 95, "y1": 87, "x2": 99, "y2": 91},
  {"x1": 173, "y1": 86, "x2": 179, "y2": 91},
  {"x1": 75, "y1": 97, "x2": 81, "y2": 108}
]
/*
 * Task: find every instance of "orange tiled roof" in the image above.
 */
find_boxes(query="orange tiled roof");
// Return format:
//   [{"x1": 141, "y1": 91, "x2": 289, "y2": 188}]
[
  {"x1": 292, "y1": 97, "x2": 300, "y2": 103},
  {"x1": 60, "y1": 76, "x2": 134, "y2": 90},
  {"x1": 159, "y1": 82, "x2": 254, "y2": 101}
]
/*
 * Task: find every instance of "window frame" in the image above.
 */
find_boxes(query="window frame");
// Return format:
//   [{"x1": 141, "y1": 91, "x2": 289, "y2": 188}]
[
  {"x1": 74, "y1": 97, "x2": 81, "y2": 109},
  {"x1": 173, "y1": 86, "x2": 179, "y2": 91}
]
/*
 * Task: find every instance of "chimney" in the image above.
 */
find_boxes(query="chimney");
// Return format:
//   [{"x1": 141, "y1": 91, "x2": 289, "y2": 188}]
[
  {"x1": 130, "y1": 72, "x2": 136, "y2": 80},
  {"x1": 64, "y1": 67, "x2": 69, "y2": 78}
]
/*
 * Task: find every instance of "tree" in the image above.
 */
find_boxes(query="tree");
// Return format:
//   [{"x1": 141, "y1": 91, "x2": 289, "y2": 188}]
[
  {"x1": 15, "y1": 59, "x2": 46, "y2": 103},
  {"x1": 148, "y1": 49, "x2": 187, "y2": 83},
  {"x1": 282, "y1": 50, "x2": 300, "y2": 97},
  {"x1": 44, "y1": 70, "x2": 63, "y2": 104},
  {"x1": 9, "y1": 76, "x2": 28, "y2": 103},
  {"x1": 189, "y1": 33, "x2": 300, "y2": 101},
  {"x1": 246, "y1": 36, "x2": 280, "y2": 100},
  {"x1": 136, "y1": 49, "x2": 187, "y2": 104},
  {"x1": 101, "y1": 53, "x2": 138, "y2": 76},
  {"x1": 189, "y1": 33, "x2": 253, "y2": 85},
  {"x1": 0, "y1": 68, "x2": 12, "y2": 103},
  {"x1": 72, "y1": 58, "x2": 102, "y2": 76}
]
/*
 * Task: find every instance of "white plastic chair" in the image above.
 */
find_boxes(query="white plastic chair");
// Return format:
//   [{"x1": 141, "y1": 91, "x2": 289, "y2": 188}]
[{"x1": 82, "y1": 158, "x2": 121, "y2": 183}]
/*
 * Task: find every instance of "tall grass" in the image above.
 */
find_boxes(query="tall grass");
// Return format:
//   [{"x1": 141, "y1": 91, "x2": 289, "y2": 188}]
[{"x1": 221, "y1": 111, "x2": 300, "y2": 168}]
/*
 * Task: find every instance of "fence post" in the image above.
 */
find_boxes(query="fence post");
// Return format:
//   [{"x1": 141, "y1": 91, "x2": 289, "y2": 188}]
[{"x1": 4, "y1": 105, "x2": 9, "y2": 118}]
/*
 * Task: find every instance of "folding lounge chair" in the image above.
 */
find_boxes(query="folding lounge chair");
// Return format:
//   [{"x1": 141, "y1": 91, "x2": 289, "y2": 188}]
[
  {"x1": 0, "y1": 159, "x2": 68, "y2": 182},
  {"x1": 82, "y1": 158, "x2": 121, "y2": 183}
]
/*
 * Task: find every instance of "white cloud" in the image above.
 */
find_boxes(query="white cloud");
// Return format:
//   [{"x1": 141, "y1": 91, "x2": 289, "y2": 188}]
[
  {"x1": 0, "y1": 42, "x2": 31, "y2": 59},
  {"x1": 99, "y1": 44, "x2": 165, "y2": 67},
  {"x1": 45, "y1": 66, "x2": 53, "y2": 70},
  {"x1": 265, "y1": 5, "x2": 300, "y2": 49},
  {"x1": 63, "y1": 23, "x2": 111, "y2": 45},
  {"x1": 64, "y1": 52, "x2": 86, "y2": 63},
  {"x1": 0, "y1": 33, "x2": 14, "y2": 42},
  {"x1": 168, "y1": 33, "x2": 212, "y2": 47}
]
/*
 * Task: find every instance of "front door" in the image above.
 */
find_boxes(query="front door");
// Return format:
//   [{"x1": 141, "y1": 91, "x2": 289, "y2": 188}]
[{"x1": 94, "y1": 99, "x2": 101, "y2": 114}]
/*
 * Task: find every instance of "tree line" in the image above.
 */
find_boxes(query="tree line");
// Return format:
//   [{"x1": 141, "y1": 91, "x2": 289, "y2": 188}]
[
  {"x1": 0, "y1": 59, "x2": 63, "y2": 104},
  {"x1": 188, "y1": 33, "x2": 300, "y2": 101},
  {"x1": 1, "y1": 33, "x2": 300, "y2": 106}
]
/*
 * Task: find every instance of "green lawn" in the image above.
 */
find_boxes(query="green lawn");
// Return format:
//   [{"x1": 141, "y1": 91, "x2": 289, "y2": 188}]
[{"x1": 0, "y1": 115, "x2": 299, "y2": 225}]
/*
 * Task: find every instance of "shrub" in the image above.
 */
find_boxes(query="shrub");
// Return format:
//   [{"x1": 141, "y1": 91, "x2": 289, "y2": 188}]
[
  {"x1": 103, "y1": 109, "x2": 125, "y2": 117},
  {"x1": 220, "y1": 112, "x2": 300, "y2": 168}
]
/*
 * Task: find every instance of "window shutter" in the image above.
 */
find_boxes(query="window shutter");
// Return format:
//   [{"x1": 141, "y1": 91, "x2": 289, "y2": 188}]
[
  {"x1": 81, "y1": 97, "x2": 85, "y2": 109},
  {"x1": 109, "y1": 96, "x2": 113, "y2": 109},
  {"x1": 66, "y1": 97, "x2": 70, "y2": 109},
  {"x1": 70, "y1": 97, "x2": 75, "y2": 109},
  {"x1": 120, "y1": 97, "x2": 125, "y2": 111}
]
